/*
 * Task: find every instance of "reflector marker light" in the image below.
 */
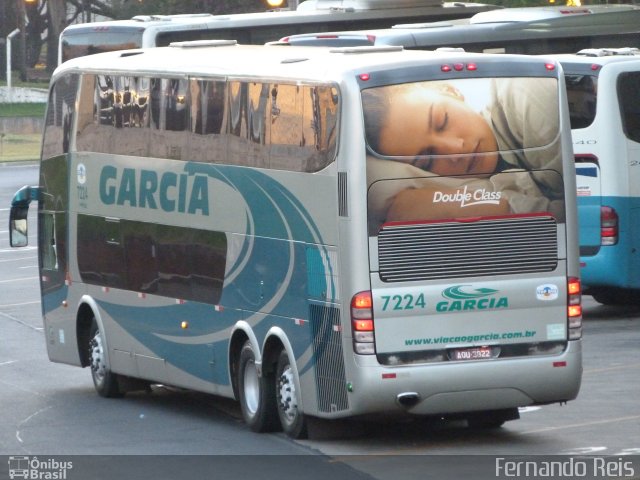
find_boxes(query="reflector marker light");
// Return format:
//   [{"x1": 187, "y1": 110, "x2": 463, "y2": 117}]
[
  {"x1": 545, "y1": 63, "x2": 556, "y2": 71},
  {"x1": 567, "y1": 277, "x2": 582, "y2": 339},
  {"x1": 359, "y1": 73, "x2": 371, "y2": 81},
  {"x1": 600, "y1": 206, "x2": 618, "y2": 246},
  {"x1": 568, "y1": 305, "x2": 582, "y2": 317},
  {"x1": 441, "y1": 63, "x2": 478, "y2": 72},
  {"x1": 351, "y1": 291, "x2": 375, "y2": 355},
  {"x1": 568, "y1": 278, "x2": 581, "y2": 296},
  {"x1": 353, "y1": 319, "x2": 373, "y2": 331}
]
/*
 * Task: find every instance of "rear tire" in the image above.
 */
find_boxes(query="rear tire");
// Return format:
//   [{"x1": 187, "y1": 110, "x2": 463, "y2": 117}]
[
  {"x1": 591, "y1": 288, "x2": 640, "y2": 305},
  {"x1": 276, "y1": 349, "x2": 308, "y2": 439},
  {"x1": 88, "y1": 317, "x2": 122, "y2": 398},
  {"x1": 237, "y1": 341, "x2": 279, "y2": 432}
]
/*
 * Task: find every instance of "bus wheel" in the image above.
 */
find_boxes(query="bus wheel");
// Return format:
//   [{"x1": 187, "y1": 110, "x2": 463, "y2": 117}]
[
  {"x1": 88, "y1": 317, "x2": 122, "y2": 398},
  {"x1": 591, "y1": 288, "x2": 640, "y2": 306},
  {"x1": 276, "y1": 349, "x2": 308, "y2": 439},
  {"x1": 237, "y1": 341, "x2": 279, "y2": 433}
]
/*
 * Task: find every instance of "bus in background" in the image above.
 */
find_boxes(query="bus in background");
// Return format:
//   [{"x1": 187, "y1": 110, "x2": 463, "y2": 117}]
[
  {"x1": 551, "y1": 48, "x2": 640, "y2": 305},
  {"x1": 58, "y1": 0, "x2": 499, "y2": 64},
  {"x1": 275, "y1": 4, "x2": 640, "y2": 54},
  {"x1": 10, "y1": 42, "x2": 581, "y2": 437}
]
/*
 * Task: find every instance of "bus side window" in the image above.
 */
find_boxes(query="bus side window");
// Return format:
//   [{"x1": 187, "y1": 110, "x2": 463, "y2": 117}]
[
  {"x1": 149, "y1": 78, "x2": 189, "y2": 160},
  {"x1": 40, "y1": 213, "x2": 58, "y2": 270},
  {"x1": 618, "y1": 72, "x2": 640, "y2": 143},
  {"x1": 75, "y1": 74, "x2": 96, "y2": 153},
  {"x1": 42, "y1": 74, "x2": 79, "y2": 160},
  {"x1": 188, "y1": 79, "x2": 227, "y2": 163},
  {"x1": 270, "y1": 83, "x2": 303, "y2": 171}
]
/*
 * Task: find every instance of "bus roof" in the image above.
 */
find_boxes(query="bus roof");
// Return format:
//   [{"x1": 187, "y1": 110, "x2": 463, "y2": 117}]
[
  {"x1": 548, "y1": 47, "x2": 640, "y2": 66},
  {"x1": 467, "y1": 3, "x2": 640, "y2": 24},
  {"x1": 276, "y1": 4, "x2": 640, "y2": 48},
  {"x1": 52, "y1": 41, "x2": 554, "y2": 83},
  {"x1": 60, "y1": 1, "x2": 498, "y2": 35}
]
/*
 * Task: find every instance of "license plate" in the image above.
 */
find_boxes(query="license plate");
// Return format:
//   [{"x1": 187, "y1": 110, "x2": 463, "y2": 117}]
[{"x1": 452, "y1": 346, "x2": 493, "y2": 361}]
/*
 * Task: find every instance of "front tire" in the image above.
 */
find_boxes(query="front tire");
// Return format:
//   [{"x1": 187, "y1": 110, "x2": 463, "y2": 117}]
[
  {"x1": 276, "y1": 349, "x2": 308, "y2": 439},
  {"x1": 237, "y1": 341, "x2": 279, "y2": 433},
  {"x1": 88, "y1": 317, "x2": 122, "y2": 398}
]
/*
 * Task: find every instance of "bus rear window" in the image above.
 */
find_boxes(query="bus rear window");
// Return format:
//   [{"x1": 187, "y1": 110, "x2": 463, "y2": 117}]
[
  {"x1": 362, "y1": 77, "x2": 560, "y2": 175},
  {"x1": 565, "y1": 74, "x2": 598, "y2": 129},
  {"x1": 363, "y1": 76, "x2": 565, "y2": 233}
]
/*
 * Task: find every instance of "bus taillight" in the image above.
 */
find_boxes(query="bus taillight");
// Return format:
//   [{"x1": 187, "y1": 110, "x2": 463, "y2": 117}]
[
  {"x1": 351, "y1": 291, "x2": 375, "y2": 355},
  {"x1": 568, "y1": 277, "x2": 582, "y2": 340},
  {"x1": 601, "y1": 206, "x2": 618, "y2": 245}
]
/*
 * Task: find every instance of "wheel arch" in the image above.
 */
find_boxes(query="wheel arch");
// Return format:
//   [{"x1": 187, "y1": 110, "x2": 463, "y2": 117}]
[
  {"x1": 228, "y1": 323, "x2": 297, "y2": 404},
  {"x1": 228, "y1": 322, "x2": 258, "y2": 401},
  {"x1": 263, "y1": 327, "x2": 304, "y2": 413},
  {"x1": 76, "y1": 296, "x2": 105, "y2": 368}
]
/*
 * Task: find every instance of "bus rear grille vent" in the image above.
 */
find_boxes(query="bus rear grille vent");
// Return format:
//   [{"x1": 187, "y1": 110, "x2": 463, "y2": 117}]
[
  {"x1": 310, "y1": 304, "x2": 349, "y2": 413},
  {"x1": 338, "y1": 171, "x2": 348, "y2": 217},
  {"x1": 378, "y1": 215, "x2": 558, "y2": 282}
]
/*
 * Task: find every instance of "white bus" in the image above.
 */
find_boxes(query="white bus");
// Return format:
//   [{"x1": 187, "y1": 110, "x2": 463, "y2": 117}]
[
  {"x1": 550, "y1": 48, "x2": 640, "y2": 305},
  {"x1": 58, "y1": 0, "x2": 499, "y2": 64},
  {"x1": 10, "y1": 41, "x2": 582, "y2": 437},
  {"x1": 276, "y1": 4, "x2": 640, "y2": 54}
]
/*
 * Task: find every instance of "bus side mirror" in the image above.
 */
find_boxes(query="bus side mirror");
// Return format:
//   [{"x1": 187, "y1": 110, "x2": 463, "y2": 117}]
[
  {"x1": 9, "y1": 185, "x2": 40, "y2": 248},
  {"x1": 9, "y1": 206, "x2": 29, "y2": 247}
]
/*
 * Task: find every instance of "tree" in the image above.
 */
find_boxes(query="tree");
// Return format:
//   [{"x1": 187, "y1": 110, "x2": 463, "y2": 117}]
[{"x1": 2, "y1": 0, "x2": 270, "y2": 79}]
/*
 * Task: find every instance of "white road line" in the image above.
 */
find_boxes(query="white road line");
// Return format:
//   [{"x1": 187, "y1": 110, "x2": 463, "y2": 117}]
[
  {"x1": 0, "y1": 301, "x2": 40, "y2": 307},
  {"x1": 520, "y1": 414, "x2": 640, "y2": 435},
  {"x1": 0, "y1": 276, "x2": 38, "y2": 284},
  {"x1": 0, "y1": 256, "x2": 38, "y2": 263},
  {"x1": 16, "y1": 406, "x2": 53, "y2": 445},
  {"x1": 0, "y1": 311, "x2": 43, "y2": 332}
]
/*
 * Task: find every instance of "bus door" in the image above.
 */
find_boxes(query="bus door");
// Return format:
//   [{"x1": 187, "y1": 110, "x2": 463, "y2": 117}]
[{"x1": 39, "y1": 74, "x2": 76, "y2": 364}]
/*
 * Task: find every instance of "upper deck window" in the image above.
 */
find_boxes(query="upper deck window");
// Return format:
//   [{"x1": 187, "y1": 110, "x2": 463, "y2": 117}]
[{"x1": 75, "y1": 73, "x2": 339, "y2": 173}]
